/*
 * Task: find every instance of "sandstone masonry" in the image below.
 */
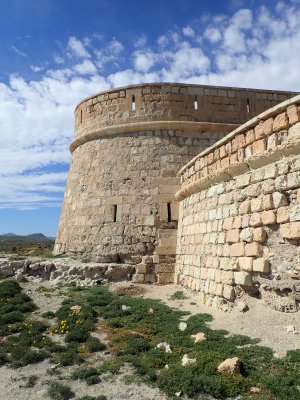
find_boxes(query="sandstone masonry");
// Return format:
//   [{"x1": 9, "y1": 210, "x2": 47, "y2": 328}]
[
  {"x1": 176, "y1": 94, "x2": 300, "y2": 312},
  {"x1": 55, "y1": 83, "x2": 299, "y2": 309}
]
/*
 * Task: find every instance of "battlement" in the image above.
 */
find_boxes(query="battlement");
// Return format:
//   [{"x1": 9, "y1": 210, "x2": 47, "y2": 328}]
[{"x1": 72, "y1": 83, "x2": 294, "y2": 152}]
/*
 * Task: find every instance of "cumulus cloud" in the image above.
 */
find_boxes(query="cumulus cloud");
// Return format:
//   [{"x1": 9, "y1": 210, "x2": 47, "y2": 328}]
[
  {"x1": 1, "y1": 2, "x2": 300, "y2": 210},
  {"x1": 183, "y1": 26, "x2": 195, "y2": 37},
  {"x1": 68, "y1": 36, "x2": 90, "y2": 58}
]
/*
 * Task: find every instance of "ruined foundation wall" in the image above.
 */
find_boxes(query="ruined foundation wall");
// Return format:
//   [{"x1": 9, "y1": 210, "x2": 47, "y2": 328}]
[{"x1": 176, "y1": 95, "x2": 300, "y2": 311}]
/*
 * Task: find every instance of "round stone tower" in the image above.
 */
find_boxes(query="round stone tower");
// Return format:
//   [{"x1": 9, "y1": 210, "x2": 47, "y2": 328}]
[{"x1": 55, "y1": 82, "x2": 292, "y2": 281}]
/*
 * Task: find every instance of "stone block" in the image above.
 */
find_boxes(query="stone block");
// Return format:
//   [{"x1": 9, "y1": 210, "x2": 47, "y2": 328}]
[
  {"x1": 223, "y1": 285, "x2": 235, "y2": 301},
  {"x1": 235, "y1": 174, "x2": 251, "y2": 188},
  {"x1": 136, "y1": 264, "x2": 149, "y2": 274},
  {"x1": 226, "y1": 229, "x2": 240, "y2": 243},
  {"x1": 144, "y1": 273, "x2": 156, "y2": 283},
  {"x1": 252, "y1": 139, "x2": 266, "y2": 155},
  {"x1": 253, "y1": 227, "x2": 267, "y2": 242},
  {"x1": 230, "y1": 242, "x2": 245, "y2": 257},
  {"x1": 152, "y1": 255, "x2": 160, "y2": 264},
  {"x1": 157, "y1": 273, "x2": 174, "y2": 284},
  {"x1": 238, "y1": 257, "x2": 253, "y2": 271},
  {"x1": 132, "y1": 274, "x2": 145, "y2": 283},
  {"x1": 215, "y1": 283, "x2": 223, "y2": 296},
  {"x1": 273, "y1": 112, "x2": 289, "y2": 131},
  {"x1": 245, "y1": 129, "x2": 255, "y2": 145},
  {"x1": 245, "y1": 242, "x2": 263, "y2": 257},
  {"x1": 261, "y1": 210, "x2": 277, "y2": 225},
  {"x1": 263, "y1": 117, "x2": 273, "y2": 135},
  {"x1": 240, "y1": 227, "x2": 253, "y2": 243},
  {"x1": 290, "y1": 205, "x2": 300, "y2": 222},
  {"x1": 239, "y1": 200, "x2": 251, "y2": 215},
  {"x1": 221, "y1": 270, "x2": 234, "y2": 285},
  {"x1": 287, "y1": 106, "x2": 300, "y2": 125},
  {"x1": 234, "y1": 271, "x2": 253, "y2": 286},
  {"x1": 277, "y1": 206, "x2": 290, "y2": 223},
  {"x1": 280, "y1": 222, "x2": 300, "y2": 239},
  {"x1": 287, "y1": 172, "x2": 300, "y2": 189},
  {"x1": 264, "y1": 164, "x2": 278, "y2": 179},
  {"x1": 272, "y1": 192, "x2": 288, "y2": 209},
  {"x1": 288, "y1": 122, "x2": 300, "y2": 142},
  {"x1": 249, "y1": 213, "x2": 261, "y2": 227},
  {"x1": 223, "y1": 217, "x2": 233, "y2": 230},
  {"x1": 253, "y1": 258, "x2": 270, "y2": 273},
  {"x1": 251, "y1": 197, "x2": 263, "y2": 213},
  {"x1": 154, "y1": 263, "x2": 175, "y2": 273}
]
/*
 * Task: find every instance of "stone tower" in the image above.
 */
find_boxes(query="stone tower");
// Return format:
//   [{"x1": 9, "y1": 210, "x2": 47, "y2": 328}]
[{"x1": 55, "y1": 83, "x2": 294, "y2": 283}]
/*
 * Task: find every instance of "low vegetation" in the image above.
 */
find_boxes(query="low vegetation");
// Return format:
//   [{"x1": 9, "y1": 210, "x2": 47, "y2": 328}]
[{"x1": 0, "y1": 279, "x2": 299, "y2": 400}]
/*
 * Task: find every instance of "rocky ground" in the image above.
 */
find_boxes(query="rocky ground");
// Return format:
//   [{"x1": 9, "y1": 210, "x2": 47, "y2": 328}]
[{"x1": 0, "y1": 279, "x2": 299, "y2": 400}]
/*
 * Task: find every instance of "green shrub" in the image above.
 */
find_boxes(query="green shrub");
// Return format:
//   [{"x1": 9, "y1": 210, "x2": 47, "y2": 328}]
[
  {"x1": 47, "y1": 381, "x2": 75, "y2": 400},
  {"x1": 56, "y1": 346, "x2": 83, "y2": 366},
  {"x1": 123, "y1": 336, "x2": 151, "y2": 355},
  {"x1": 11, "y1": 347, "x2": 48, "y2": 368},
  {"x1": 42, "y1": 311, "x2": 56, "y2": 319},
  {"x1": 85, "y1": 337, "x2": 106, "y2": 352},
  {"x1": 65, "y1": 325, "x2": 90, "y2": 343},
  {"x1": 71, "y1": 366, "x2": 100, "y2": 385},
  {"x1": 1, "y1": 310, "x2": 24, "y2": 324},
  {"x1": 170, "y1": 290, "x2": 188, "y2": 300},
  {"x1": 24, "y1": 375, "x2": 38, "y2": 388}
]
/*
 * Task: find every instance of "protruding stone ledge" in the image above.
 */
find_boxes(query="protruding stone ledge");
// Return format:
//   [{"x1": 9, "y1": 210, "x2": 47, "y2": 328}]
[{"x1": 70, "y1": 121, "x2": 237, "y2": 153}]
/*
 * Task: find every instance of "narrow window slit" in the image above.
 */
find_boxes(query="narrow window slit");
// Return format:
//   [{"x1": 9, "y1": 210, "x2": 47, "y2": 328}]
[
  {"x1": 246, "y1": 99, "x2": 250, "y2": 112},
  {"x1": 113, "y1": 204, "x2": 122, "y2": 222},
  {"x1": 131, "y1": 95, "x2": 136, "y2": 111},
  {"x1": 80, "y1": 110, "x2": 83, "y2": 123},
  {"x1": 167, "y1": 202, "x2": 172, "y2": 222},
  {"x1": 113, "y1": 205, "x2": 117, "y2": 222},
  {"x1": 194, "y1": 96, "x2": 198, "y2": 110}
]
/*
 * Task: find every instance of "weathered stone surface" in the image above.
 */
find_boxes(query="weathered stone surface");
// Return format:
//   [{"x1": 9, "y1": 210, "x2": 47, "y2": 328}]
[{"x1": 217, "y1": 357, "x2": 241, "y2": 375}]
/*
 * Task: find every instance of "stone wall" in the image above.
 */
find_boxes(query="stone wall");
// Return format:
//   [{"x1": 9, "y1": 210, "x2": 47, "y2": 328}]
[
  {"x1": 55, "y1": 128, "x2": 226, "y2": 283},
  {"x1": 55, "y1": 83, "x2": 296, "y2": 285},
  {"x1": 176, "y1": 95, "x2": 300, "y2": 312}
]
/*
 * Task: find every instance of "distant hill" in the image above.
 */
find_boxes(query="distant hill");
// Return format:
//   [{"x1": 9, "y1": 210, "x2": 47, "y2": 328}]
[
  {"x1": 0, "y1": 233, "x2": 54, "y2": 253},
  {"x1": 27, "y1": 233, "x2": 48, "y2": 240}
]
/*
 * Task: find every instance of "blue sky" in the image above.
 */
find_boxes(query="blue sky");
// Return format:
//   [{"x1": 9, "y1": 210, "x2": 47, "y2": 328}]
[{"x1": 0, "y1": 0, "x2": 300, "y2": 236}]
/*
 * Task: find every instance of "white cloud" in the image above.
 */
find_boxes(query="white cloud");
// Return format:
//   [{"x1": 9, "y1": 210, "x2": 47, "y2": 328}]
[
  {"x1": 30, "y1": 65, "x2": 44, "y2": 72},
  {"x1": 223, "y1": 9, "x2": 253, "y2": 54},
  {"x1": 204, "y1": 27, "x2": 222, "y2": 43},
  {"x1": 183, "y1": 26, "x2": 195, "y2": 37},
  {"x1": 157, "y1": 35, "x2": 169, "y2": 47},
  {"x1": 135, "y1": 34, "x2": 147, "y2": 48},
  {"x1": 11, "y1": 45, "x2": 27, "y2": 57},
  {"x1": 68, "y1": 36, "x2": 90, "y2": 58},
  {"x1": 133, "y1": 50, "x2": 157, "y2": 72},
  {"x1": 73, "y1": 59, "x2": 97, "y2": 75}
]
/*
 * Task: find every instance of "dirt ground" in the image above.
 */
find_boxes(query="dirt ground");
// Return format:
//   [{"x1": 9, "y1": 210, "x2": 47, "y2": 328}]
[{"x1": 0, "y1": 280, "x2": 299, "y2": 400}]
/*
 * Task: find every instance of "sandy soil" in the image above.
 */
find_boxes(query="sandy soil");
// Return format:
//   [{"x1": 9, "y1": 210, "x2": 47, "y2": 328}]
[
  {"x1": 131, "y1": 283, "x2": 300, "y2": 357},
  {"x1": 0, "y1": 280, "x2": 299, "y2": 400}
]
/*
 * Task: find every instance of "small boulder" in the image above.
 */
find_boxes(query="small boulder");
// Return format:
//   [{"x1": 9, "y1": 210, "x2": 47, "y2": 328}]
[
  {"x1": 156, "y1": 342, "x2": 172, "y2": 353},
  {"x1": 236, "y1": 300, "x2": 249, "y2": 313},
  {"x1": 15, "y1": 271, "x2": 24, "y2": 283},
  {"x1": 191, "y1": 332, "x2": 206, "y2": 343},
  {"x1": 179, "y1": 322, "x2": 187, "y2": 331},
  {"x1": 217, "y1": 357, "x2": 241, "y2": 375},
  {"x1": 181, "y1": 354, "x2": 196, "y2": 366}
]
